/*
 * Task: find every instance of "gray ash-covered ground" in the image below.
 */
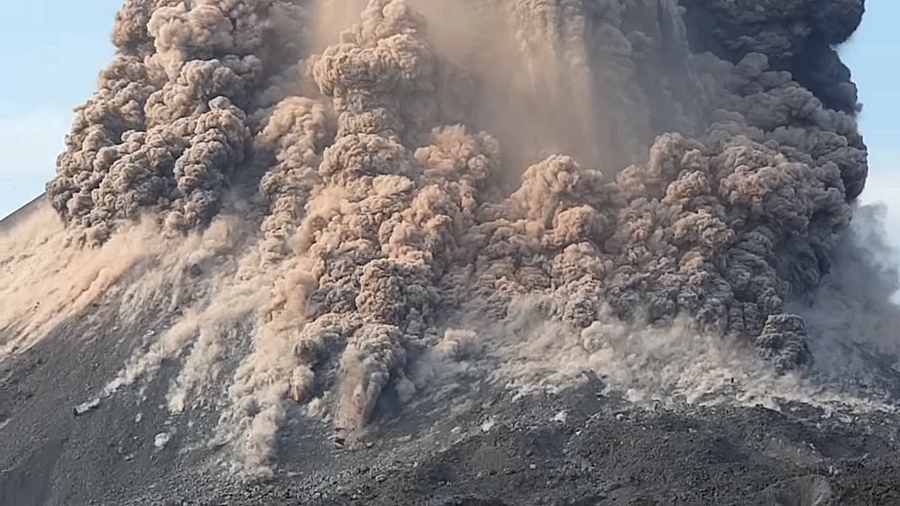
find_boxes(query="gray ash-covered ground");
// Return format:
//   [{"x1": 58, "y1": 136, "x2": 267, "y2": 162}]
[
  {"x1": 192, "y1": 391, "x2": 900, "y2": 506},
  {"x1": 1, "y1": 275, "x2": 900, "y2": 505}
]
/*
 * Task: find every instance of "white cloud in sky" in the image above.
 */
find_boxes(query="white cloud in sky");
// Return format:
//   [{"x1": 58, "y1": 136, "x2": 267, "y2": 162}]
[
  {"x1": 0, "y1": 109, "x2": 73, "y2": 218},
  {"x1": 859, "y1": 151, "x2": 900, "y2": 249}
]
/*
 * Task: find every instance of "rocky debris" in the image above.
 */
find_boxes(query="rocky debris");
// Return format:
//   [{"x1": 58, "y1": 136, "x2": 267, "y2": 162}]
[{"x1": 74, "y1": 398, "x2": 101, "y2": 416}]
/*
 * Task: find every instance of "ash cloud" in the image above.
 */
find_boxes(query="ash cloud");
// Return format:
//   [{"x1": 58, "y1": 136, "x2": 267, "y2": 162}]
[
  {"x1": 679, "y1": 0, "x2": 864, "y2": 115},
  {"x1": 31, "y1": 0, "x2": 893, "y2": 476},
  {"x1": 46, "y1": 0, "x2": 313, "y2": 246}
]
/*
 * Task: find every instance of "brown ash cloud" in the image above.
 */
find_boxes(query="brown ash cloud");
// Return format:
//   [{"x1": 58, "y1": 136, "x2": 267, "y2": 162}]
[{"x1": 39, "y1": 0, "x2": 885, "y2": 470}]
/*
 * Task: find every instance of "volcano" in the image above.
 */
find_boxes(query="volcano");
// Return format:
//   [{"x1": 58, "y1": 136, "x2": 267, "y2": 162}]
[{"x1": 3, "y1": 0, "x2": 900, "y2": 504}]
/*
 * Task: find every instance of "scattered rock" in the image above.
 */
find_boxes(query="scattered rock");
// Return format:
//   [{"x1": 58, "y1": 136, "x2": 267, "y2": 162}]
[
  {"x1": 154, "y1": 432, "x2": 171, "y2": 449},
  {"x1": 74, "y1": 398, "x2": 101, "y2": 416}
]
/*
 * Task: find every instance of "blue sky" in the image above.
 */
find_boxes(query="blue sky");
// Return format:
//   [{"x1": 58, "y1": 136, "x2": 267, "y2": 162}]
[
  {"x1": 1, "y1": 1, "x2": 898, "y2": 233},
  {"x1": 0, "y1": 0, "x2": 121, "y2": 217},
  {"x1": 841, "y1": 1, "x2": 900, "y2": 241}
]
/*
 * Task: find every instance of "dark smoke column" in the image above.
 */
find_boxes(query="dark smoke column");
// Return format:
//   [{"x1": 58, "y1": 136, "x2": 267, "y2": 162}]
[
  {"x1": 679, "y1": 0, "x2": 868, "y2": 197},
  {"x1": 455, "y1": 0, "x2": 870, "y2": 373}
]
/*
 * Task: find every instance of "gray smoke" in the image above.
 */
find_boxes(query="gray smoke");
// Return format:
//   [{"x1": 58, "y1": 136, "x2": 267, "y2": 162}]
[
  {"x1": 47, "y1": 0, "x2": 313, "y2": 245},
  {"x1": 44, "y1": 0, "x2": 882, "y2": 466}
]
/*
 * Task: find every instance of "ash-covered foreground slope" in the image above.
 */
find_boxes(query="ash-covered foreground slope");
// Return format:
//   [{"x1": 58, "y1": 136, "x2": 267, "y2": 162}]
[
  {"x1": 1, "y1": 234, "x2": 900, "y2": 505},
  {"x1": 4, "y1": 0, "x2": 900, "y2": 504}
]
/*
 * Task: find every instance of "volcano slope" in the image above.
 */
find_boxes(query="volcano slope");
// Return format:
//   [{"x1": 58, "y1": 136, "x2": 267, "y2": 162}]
[
  {"x1": 4, "y1": 0, "x2": 900, "y2": 504},
  {"x1": 1, "y1": 231, "x2": 900, "y2": 506}
]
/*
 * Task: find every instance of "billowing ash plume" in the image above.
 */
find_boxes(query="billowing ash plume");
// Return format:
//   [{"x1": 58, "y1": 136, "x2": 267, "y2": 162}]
[
  {"x1": 680, "y1": 0, "x2": 865, "y2": 116},
  {"x1": 47, "y1": 0, "x2": 313, "y2": 245},
  {"x1": 46, "y1": 0, "x2": 874, "y2": 470}
]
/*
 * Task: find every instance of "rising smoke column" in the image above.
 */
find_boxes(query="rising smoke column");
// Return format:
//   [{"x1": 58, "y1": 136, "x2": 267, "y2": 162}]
[
  {"x1": 45, "y1": 0, "x2": 875, "y2": 471},
  {"x1": 291, "y1": 0, "x2": 501, "y2": 440},
  {"x1": 214, "y1": 2, "x2": 504, "y2": 469},
  {"x1": 450, "y1": 1, "x2": 863, "y2": 372},
  {"x1": 46, "y1": 0, "x2": 315, "y2": 245},
  {"x1": 679, "y1": 1, "x2": 865, "y2": 114}
]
